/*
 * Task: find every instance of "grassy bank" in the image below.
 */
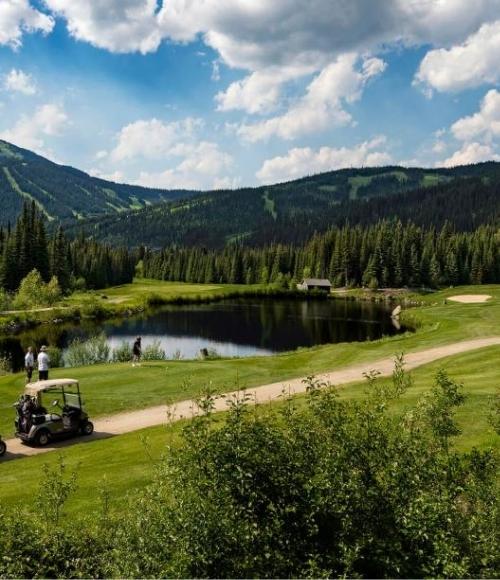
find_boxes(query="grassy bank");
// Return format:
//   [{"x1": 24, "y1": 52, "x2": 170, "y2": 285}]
[
  {"x1": 1, "y1": 345, "x2": 498, "y2": 514},
  {"x1": 0, "y1": 284, "x2": 498, "y2": 436}
]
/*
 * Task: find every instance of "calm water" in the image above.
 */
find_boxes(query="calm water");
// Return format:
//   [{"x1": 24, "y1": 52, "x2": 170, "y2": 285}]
[{"x1": 1, "y1": 298, "x2": 405, "y2": 371}]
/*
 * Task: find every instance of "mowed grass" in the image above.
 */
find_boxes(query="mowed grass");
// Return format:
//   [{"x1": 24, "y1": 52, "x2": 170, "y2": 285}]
[
  {"x1": 1, "y1": 346, "x2": 498, "y2": 515},
  {"x1": 1, "y1": 284, "x2": 499, "y2": 437},
  {"x1": 68, "y1": 279, "x2": 264, "y2": 306}
]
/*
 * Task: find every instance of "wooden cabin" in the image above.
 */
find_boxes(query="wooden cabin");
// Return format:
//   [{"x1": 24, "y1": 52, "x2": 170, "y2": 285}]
[{"x1": 297, "y1": 278, "x2": 332, "y2": 292}]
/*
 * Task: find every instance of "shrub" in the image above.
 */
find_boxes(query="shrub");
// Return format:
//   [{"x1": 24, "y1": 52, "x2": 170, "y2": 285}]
[
  {"x1": 64, "y1": 334, "x2": 110, "y2": 367},
  {"x1": 0, "y1": 354, "x2": 12, "y2": 373},
  {"x1": 0, "y1": 288, "x2": 11, "y2": 311},
  {"x1": 133, "y1": 367, "x2": 498, "y2": 579},
  {"x1": 0, "y1": 365, "x2": 497, "y2": 579},
  {"x1": 44, "y1": 276, "x2": 62, "y2": 305},
  {"x1": 46, "y1": 346, "x2": 63, "y2": 368},
  {"x1": 141, "y1": 340, "x2": 166, "y2": 361},
  {"x1": 112, "y1": 341, "x2": 132, "y2": 362},
  {"x1": 12, "y1": 270, "x2": 62, "y2": 309}
]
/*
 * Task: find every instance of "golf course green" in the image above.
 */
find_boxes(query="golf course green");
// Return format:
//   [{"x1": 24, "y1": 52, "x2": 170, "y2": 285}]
[{"x1": 0, "y1": 282, "x2": 498, "y2": 515}]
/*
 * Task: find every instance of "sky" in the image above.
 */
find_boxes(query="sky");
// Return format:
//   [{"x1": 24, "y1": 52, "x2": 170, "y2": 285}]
[{"x1": 0, "y1": 0, "x2": 499, "y2": 190}]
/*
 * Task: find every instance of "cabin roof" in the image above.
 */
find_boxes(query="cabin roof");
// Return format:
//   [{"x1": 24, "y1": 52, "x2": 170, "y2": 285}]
[{"x1": 302, "y1": 278, "x2": 332, "y2": 286}]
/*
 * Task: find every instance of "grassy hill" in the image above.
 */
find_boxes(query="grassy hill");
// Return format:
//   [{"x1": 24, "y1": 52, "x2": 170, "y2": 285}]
[
  {"x1": 0, "y1": 140, "x2": 198, "y2": 226},
  {"x1": 73, "y1": 163, "x2": 500, "y2": 248}
]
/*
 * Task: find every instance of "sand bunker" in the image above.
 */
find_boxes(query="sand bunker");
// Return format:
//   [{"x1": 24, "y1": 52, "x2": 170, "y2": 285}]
[{"x1": 448, "y1": 294, "x2": 492, "y2": 303}]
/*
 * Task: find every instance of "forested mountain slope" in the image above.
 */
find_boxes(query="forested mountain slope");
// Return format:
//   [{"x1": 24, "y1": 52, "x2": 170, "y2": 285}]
[
  {"x1": 75, "y1": 163, "x2": 500, "y2": 248},
  {"x1": 0, "y1": 140, "x2": 198, "y2": 225}
]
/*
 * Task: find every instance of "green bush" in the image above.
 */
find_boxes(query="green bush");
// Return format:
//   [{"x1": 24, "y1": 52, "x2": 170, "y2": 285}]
[
  {"x1": 12, "y1": 270, "x2": 62, "y2": 309},
  {"x1": 46, "y1": 346, "x2": 63, "y2": 368},
  {"x1": 112, "y1": 341, "x2": 132, "y2": 362},
  {"x1": 141, "y1": 340, "x2": 166, "y2": 361},
  {"x1": 64, "y1": 334, "x2": 110, "y2": 367},
  {"x1": 0, "y1": 355, "x2": 12, "y2": 373},
  {"x1": 0, "y1": 288, "x2": 11, "y2": 311},
  {"x1": 0, "y1": 365, "x2": 497, "y2": 579}
]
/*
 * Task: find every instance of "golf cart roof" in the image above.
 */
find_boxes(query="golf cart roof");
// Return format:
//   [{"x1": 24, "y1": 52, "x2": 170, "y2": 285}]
[{"x1": 24, "y1": 379, "x2": 79, "y2": 396}]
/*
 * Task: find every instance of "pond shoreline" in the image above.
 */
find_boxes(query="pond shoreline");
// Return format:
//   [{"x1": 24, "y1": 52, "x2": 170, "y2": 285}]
[
  {"x1": 0, "y1": 284, "x2": 431, "y2": 337},
  {"x1": 0, "y1": 292, "x2": 410, "y2": 372},
  {"x1": 0, "y1": 287, "x2": 325, "y2": 336}
]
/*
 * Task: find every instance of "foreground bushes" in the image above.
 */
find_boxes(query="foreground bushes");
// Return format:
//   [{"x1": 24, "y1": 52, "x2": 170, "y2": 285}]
[{"x1": 0, "y1": 363, "x2": 498, "y2": 578}]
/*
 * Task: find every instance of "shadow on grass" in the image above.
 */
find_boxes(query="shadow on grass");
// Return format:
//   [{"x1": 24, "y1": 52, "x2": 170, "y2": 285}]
[{"x1": 0, "y1": 430, "x2": 115, "y2": 463}]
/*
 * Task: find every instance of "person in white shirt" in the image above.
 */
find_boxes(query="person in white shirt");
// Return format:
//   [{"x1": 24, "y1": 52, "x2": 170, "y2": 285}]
[
  {"x1": 24, "y1": 346, "x2": 34, "y2": 383},
  {"x1": 37, "y1": 345, "x2": 50, "y2": 381}
]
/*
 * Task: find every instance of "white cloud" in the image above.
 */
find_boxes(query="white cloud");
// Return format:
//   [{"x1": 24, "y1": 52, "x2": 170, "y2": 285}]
[
  {"x1": 89, "y1": 168, "x2": 125, "y2": 183},
  {"x1": 440, "y1": 141, "x2": 500, "y2": 167},
  {"x1": 136, "y1": 141, "x2": 233, "y2": 189},
  {"x1": 3, "y1": 68, "x2": 37, "y2": 95},
  {"x1": 110, "y1": 117, "x2": 203, "y2": 161},
  {"x1": 165, "y1": 0, "x2": 499, "y2": 72},
  {"x1": 451, "y1": 89, "x2": 500, "y2": 142},
  {"x1": 0, "y1": 103, "x2": 68, "y2": 153},
  {"x1": 256, "y1": 136, "x2": 391, "y2": 183},
  {"x1": 39, "y1": 1, "x2": 499, "y2": 58},
  {"x1": 95, "y1": 149, "x2": 108, "y2": 160},
  {"x1": 238, "y1": 54, "x2": 386, "y2": 141},
  {"x1": 36, "y1": 1, "x2": 500, "y2": 86},
  {"x1": 211, "y1": 60, "x2": 221, "y2": 82},
  {"x1": 0, "y1": 0, "x2": 53, "y2": 49},
  {"x1": 174, "y1": 142, "x2": 232, "y2": 176},
  {"x1": 213, "y1": 176, "x2": 240, "y2": 189},
  {"x1": 104, "y1": 117, "x2": 233, "y2": 189},
  {"x1": 215, "y1": 65, "x2": 313, "y2": 115},
  {"x1": 432, "y1": 140, "x2": 447, "y2": 154},
  {"x1": 44, "y1": 0, "x2": 163, "y2": 54},
  {"x1": 415, "y1": 20, "x2": 500, "y2": 93}
]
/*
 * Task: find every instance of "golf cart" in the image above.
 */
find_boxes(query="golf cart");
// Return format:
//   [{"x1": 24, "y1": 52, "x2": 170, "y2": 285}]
[
  {"x1": 15, "y1": 379, "x2": 94, "y2": 447},
  {"x1": 0, "y1": 435, "x2": 5, "y2": 456}
]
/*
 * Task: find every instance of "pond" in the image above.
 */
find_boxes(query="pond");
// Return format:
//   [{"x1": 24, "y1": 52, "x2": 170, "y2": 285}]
[{"x1": 0, "y1": 298, "x2": 406, "y2": 371}]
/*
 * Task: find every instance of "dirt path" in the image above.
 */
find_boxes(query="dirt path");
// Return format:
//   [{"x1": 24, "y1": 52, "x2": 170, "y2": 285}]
[{"x1": 3, "y1": 337, "x2": 500, "y2": 461}]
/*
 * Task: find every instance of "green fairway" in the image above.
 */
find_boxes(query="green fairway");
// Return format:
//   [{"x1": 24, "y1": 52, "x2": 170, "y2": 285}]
[
  {"x1": 0, "y1": 279, "x2": 268, "y2": 328},
  {"x1": 1, "y1": 345, "x2": 498, "y2": 515},
  {"x1": 1, "y1": 284, "x2": 499, "y2": 438},
  {"x1": 68, "y1": 279, "x2": 265, "y2": 306}
]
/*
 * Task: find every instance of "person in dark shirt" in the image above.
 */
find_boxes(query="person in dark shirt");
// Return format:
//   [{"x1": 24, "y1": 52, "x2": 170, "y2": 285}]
[{"x1": 132, "y1": 336, "x2": 142, "y2": 366}]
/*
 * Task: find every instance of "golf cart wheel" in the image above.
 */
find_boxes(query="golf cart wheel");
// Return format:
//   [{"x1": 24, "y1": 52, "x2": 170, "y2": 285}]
[
  {"x1": 34, "y1": 430, "x2": 50, "y2": 446},
  {"x1": 81, "y1": 421, "x2": 94, "y2": 436},
  {"x1": 0, "y1": 440, "x2": 6, "y2": 456}
]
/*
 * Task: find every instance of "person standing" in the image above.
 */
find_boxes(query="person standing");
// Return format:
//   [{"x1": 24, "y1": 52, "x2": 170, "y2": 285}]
[
  {"x1": 24, "y1": 346, "x2": 35, "y2": 383},
  {"x1": 37, "y1": 345, "x2": 50, "y2": 381},
  {"x1": 132, "y1": 336, "x2": 142, "y2": 366}
]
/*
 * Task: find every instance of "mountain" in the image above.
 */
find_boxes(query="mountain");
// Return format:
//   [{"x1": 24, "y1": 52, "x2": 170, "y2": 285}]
[
  {"x1": 0, "y1": 140, "x2": 198, "y2": 226},
  {"x1": 2, "y1": 139, "x2": 499, "y2": 248},
  {"x1": 72, "y1": 163, "x2": 500, "y2": 249}
]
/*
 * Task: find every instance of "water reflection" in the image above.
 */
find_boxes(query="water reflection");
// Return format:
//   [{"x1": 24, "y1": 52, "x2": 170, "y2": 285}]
[{"x1": 0, "y1": 298, "x2": 405, "y2": 370}]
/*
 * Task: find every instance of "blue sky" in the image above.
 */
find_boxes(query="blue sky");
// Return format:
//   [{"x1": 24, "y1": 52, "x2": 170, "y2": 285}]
[{"x1": 1, "y1": 0, "x2": 499, "y2": 189}]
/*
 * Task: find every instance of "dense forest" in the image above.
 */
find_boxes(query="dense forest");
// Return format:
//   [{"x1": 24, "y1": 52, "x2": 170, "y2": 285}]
[
  {"x1": 0, "y1": 140, "x2": 197, "y2": 226},
  {"x1": 0, "y1": 202, "x2": 135, "y2": 293},
  {"x1": 78, "y1": 170, "x2": 500, "y2": 249},
  {"x1": 143, "y1": 221, "x2": 500, "y2": 288}
]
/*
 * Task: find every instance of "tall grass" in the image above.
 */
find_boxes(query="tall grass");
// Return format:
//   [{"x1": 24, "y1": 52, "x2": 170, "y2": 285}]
[
  {"x1": 64, "y1": 334, "x2": 110, "y2": 368},
  {"x1": 141, "y1": 340, "x2": 167, "y2": 361}
]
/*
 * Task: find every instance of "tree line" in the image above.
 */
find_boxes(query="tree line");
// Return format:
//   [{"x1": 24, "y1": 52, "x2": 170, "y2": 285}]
[
  {"x1": 143, "y1": 220, "x2": 500, "y2": 288},
  {"x1": 0, "y1": 202, "x2": 135, "y2": 293}
]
